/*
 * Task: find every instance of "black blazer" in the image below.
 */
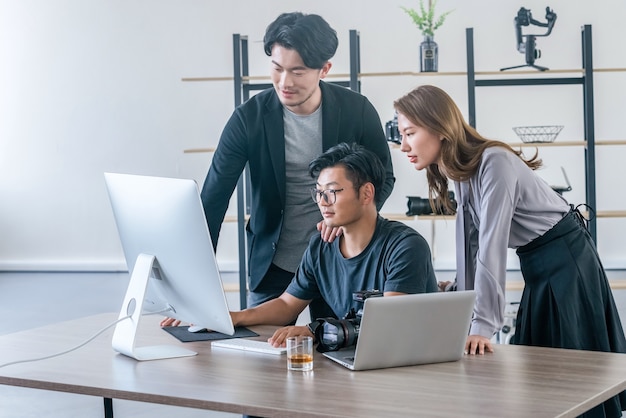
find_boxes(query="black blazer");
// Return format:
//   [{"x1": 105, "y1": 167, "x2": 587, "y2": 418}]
[{"x1": 201, "y1": 81, "x2": 395, "y2": 291}]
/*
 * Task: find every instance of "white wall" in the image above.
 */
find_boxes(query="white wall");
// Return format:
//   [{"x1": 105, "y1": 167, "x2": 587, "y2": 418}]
[{"x1": 1, "y1": 0, "x2": 625, "y2": 272}]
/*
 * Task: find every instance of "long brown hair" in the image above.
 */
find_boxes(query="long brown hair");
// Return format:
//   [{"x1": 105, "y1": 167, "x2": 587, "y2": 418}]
[{"x1": 394, "y1": 85, "x2": 541, "y2": 214}]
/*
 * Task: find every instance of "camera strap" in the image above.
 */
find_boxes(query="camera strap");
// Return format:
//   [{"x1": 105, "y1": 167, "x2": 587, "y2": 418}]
[
  {"x1": 572, "y1": 203, "x2": 594, "y2": 230},
  {"x1": 307, "y1": 319, "x2": 324, "y2": 343}
]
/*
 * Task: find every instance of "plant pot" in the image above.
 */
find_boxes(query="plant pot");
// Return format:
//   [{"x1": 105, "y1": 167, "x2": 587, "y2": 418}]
[{"x1": 420, "y1": 35, "x2": 438, "y2": 72}]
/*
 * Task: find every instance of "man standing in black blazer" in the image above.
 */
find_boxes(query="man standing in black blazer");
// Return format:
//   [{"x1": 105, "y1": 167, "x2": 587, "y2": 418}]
[{"x1": 200, "y1": 12, "x2": 395, "y2": 320}]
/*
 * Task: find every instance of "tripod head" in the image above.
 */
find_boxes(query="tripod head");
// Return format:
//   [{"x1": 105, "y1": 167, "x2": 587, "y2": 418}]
[{"x1": 501, "y1": 7, "x2": 557, "y2": 71}]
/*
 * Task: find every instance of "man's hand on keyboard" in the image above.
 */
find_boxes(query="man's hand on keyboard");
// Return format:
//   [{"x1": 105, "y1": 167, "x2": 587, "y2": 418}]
[{"x1": 268, "y1": 325, "x2": 314, "y2": 347}]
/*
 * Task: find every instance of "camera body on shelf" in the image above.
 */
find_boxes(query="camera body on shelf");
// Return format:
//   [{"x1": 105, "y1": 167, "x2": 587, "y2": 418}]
[{"x1": 385, "y1": 115, "x2": 401, "y2": 144}]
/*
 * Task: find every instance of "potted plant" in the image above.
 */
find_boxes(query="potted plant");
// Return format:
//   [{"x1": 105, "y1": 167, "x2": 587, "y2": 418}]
[{"x1": 401, "y1": 0, "x2": 453, "y2": 72}]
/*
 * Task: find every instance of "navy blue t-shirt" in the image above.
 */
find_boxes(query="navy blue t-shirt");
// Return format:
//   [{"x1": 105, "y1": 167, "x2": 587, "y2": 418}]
[{"x1": 286, "y1": 216, "x2": 438, "y2": 319}]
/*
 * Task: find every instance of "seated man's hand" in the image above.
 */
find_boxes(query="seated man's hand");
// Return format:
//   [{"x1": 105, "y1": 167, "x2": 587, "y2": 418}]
[
  {"x1": 268, "y1": 325, "x2": 313, "y2": 348},
  {"x1": 160, "y1": 317, "x2": 181, "y2": 327}
]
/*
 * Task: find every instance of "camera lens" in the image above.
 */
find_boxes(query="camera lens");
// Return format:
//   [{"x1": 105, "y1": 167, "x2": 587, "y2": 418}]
[
  {"x1": 406, "y1": 196, "x2": 433, "y2": 216},
  {"x1": 406, "y1": 192, "x2": 457, "y2": 216},
  {"x1": 317, "y1": 318, "x2": 360, "y2": 352}
]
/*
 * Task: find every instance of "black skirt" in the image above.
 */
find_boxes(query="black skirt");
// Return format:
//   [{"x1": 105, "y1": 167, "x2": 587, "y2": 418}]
[{"x1": 515, "y1": 209, "x2": 626, "y2": 418}]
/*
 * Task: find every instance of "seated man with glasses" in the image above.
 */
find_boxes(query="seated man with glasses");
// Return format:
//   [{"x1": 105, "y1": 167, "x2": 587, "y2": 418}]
[{"x1": 230, "y1": 142, "x2": 438, "y2": 346}]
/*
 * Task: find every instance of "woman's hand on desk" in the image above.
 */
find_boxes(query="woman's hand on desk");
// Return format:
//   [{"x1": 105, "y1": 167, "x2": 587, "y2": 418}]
[
  {"x1": 465, "y1": 335, "x2": 494, "y2": 355},
  {"x1": 268, "y1": 325, "x2": 313, "y2": 348}
]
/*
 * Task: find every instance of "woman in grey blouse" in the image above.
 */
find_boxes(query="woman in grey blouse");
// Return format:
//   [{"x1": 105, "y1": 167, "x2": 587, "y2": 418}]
[{"x1": 394, "y1": 85, "x2": 625, "y2": 418}]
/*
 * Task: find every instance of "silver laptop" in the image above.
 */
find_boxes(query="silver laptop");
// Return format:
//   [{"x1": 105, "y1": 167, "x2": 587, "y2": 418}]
[{"x1": 322, "y1": 291, "x2": 476, "y2": 371}]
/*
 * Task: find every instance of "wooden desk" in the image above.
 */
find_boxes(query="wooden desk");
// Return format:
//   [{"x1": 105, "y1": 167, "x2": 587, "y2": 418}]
[{"x1": 1, "y1": 314, "x2": 625, "y2": 418}]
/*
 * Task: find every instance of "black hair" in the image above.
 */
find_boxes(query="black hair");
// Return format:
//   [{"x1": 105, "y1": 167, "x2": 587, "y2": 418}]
[
  {"x1": 263, "y1": 12, "x2": 338, "y2": 69},
  {"x1": 308, "y1": 143, "x2": 386, "y2": 206}
]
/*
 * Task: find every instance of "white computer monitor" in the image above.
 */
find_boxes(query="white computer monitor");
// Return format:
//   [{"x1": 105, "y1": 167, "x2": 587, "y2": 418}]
[{"x1": 104, "y1": 172, "x2": 235, "y2": 361}]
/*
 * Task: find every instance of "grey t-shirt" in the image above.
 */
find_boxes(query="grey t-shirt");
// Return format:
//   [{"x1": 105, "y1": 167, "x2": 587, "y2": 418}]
[{"x1": 272, "y1": 105, "x2": 323, "y2": 273}]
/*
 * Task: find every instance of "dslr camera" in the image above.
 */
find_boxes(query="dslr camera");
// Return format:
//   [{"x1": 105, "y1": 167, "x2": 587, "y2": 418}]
[
  {"x1": 313, "y1": 289, "x2": 383, "y2": 352},
  {"x1": 406, "y1": 191, "x2": 457, "y2": 216},
  {"x1": 385, "y1": 114, "x2": 401, "y2": 144}
]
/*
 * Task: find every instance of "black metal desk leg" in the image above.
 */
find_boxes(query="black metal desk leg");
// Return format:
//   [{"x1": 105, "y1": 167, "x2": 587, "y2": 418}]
[{"x1": 104, "y1": 397, "x2": 114, "y2": 418}]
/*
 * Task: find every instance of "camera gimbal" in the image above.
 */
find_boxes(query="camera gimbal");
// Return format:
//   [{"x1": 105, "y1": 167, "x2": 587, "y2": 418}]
[{"x1": 501, "y1": 7, "x2": 557, "y2": 71}]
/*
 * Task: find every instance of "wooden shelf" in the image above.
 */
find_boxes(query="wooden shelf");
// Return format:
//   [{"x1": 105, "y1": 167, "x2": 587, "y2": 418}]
[
  {"x1": 596, "y1": 140, "x2": 626, "y2": 146},
  {"x1": 507, "y1": 141, "x2": 585, "y2": 147},
  {"x1": 597, "y1": 211, "x2": 626, "y2": 218},
  {"x1": 383, "y1": 213, "x2": 455, "y2": 221},
  {"x1": 512, "y1": 140, "x2": 626, "y2": 147},
  {"x1": 181, "y1": 71, "x2": 465, "y2": 82},
  {"x1": 222, "y1": 213, "x2": 456, "y2": 223},
  {"x1": 383, "y1": 211, "x2": 626, "y2": 221},
  {"x1": 474, "y1": 67, "x2": 626, "y2": 77},
  {"x1": 181, "y1": 67, "x2": 626, "y2": 83},
  {"x1": 506, "y1": 279, "x2": 626, "y2": 291},
  {"x1": 358, "y1": 71, "x2": 467, "y2": 77},
  {"x1": 184, "y1": 147, "x2": 215, "y2": 153},
  {"x1": 182, "y1": 140, "x2": 626, "y2": 153},
  {"x1": 223, "y1": 280, "x2": 626, "y2": 293},
  {"x1": 224, "y1": 215, "x2": 249, "y2": 223}
]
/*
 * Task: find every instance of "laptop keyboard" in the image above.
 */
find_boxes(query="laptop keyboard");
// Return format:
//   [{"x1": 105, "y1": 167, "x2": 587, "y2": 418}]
[{"x1": 211, "y1": 339, "x2": 287, "y2": 355}]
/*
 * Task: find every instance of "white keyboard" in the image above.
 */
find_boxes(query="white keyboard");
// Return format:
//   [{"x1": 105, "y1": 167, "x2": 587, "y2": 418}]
[{"x1": 211, "y1": 339, "x2": 287, "y2": 355}]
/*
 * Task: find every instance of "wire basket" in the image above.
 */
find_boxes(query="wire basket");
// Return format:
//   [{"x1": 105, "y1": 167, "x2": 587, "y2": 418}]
[{"x1": 512, "y1": 125, "x2": 564, "y2": 143}]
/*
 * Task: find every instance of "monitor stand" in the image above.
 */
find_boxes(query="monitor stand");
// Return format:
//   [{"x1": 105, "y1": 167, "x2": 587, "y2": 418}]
[{"x1": 112, "y1": 253, "x2": 197, "y2": 361}]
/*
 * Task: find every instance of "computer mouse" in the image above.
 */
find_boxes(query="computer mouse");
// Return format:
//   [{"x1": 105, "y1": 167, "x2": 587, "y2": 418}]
[{"x1": 187, "y1": 325, "x2": 208, "y2": 333}]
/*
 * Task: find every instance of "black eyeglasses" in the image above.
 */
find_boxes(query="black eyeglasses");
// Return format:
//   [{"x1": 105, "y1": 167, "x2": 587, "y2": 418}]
[{"x1": 310, "y1": 188, "x2": 344, "y2": 204}]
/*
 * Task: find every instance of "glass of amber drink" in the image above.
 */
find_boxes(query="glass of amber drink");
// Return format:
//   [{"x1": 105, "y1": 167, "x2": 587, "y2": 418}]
[{"x1": 286, "y1": 336, "x2": 313, "y2": 371}]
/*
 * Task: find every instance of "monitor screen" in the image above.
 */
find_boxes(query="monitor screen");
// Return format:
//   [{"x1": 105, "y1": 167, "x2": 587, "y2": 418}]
[{"x1": 104, "y1": 172, "x2": 235, "y2": 360}]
